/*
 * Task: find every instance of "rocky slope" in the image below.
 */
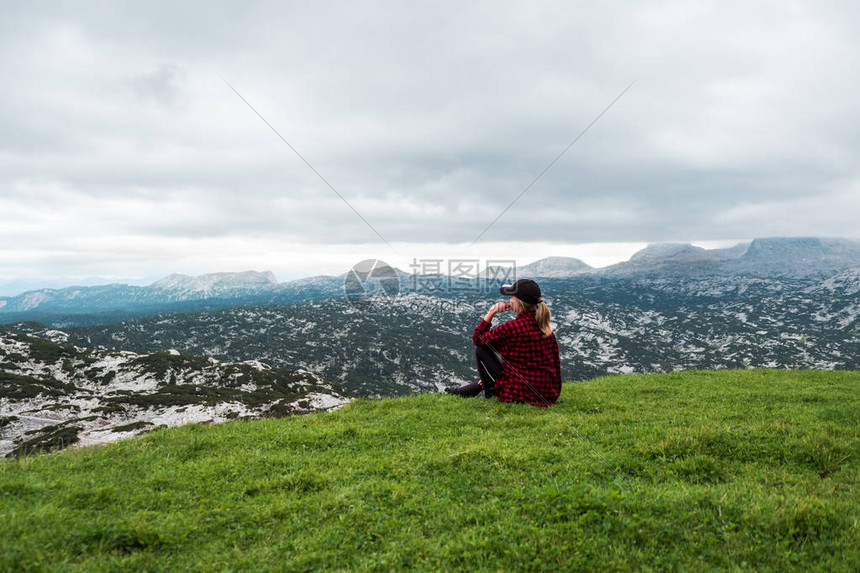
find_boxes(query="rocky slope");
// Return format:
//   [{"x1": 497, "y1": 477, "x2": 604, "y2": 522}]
[{"x1": 0, "y1": 332, "x2": 350, "y2": 457}]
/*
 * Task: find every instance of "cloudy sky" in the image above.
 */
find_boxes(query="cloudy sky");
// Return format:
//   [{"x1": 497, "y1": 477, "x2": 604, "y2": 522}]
[{"x1": 2, "y1": 0, "x2": 858, "y2": 292}]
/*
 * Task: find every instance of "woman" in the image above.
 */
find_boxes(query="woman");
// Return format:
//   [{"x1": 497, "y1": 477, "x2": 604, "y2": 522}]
[{"x1": 446, "y1": 279, "x2": 562, "y2": 406}]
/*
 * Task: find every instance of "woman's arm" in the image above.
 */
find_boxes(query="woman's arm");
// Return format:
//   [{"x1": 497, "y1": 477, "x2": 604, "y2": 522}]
[{"x1": 473, "y1": 302, "x2": 514, "y2": 347}]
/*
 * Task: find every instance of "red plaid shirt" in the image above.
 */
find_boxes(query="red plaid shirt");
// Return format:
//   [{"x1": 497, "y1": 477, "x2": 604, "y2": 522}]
[{"x1": 472, "y1": 309, "x2": 562, "y2": 406}]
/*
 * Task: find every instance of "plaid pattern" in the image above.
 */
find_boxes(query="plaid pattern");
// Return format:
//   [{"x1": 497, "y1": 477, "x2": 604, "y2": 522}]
[{"x1": 472, "y1": 309, "x2": 562, "y2": 406}]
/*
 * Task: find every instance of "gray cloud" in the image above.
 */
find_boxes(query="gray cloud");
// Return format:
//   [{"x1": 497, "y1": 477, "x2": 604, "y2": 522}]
[{"x1": 1, "y1": 0, "x2": 859, "y2": 282}]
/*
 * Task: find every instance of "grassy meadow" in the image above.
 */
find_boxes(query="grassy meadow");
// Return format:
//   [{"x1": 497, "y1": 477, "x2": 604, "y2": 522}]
[{"x1": 2, "y1": 369, "x2": 859, "y2": 571}]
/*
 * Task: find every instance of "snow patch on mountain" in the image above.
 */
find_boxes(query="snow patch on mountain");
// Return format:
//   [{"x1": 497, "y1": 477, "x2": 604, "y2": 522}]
[
  {"x1": 0, "y1": 331, "x2": 351, "y2": 457},
  {"x1": 629, "y1": 243, "x2": 705, "y2": 262},
  {"x1": 516, "y1": 256, "x2": 592, "y2": 278},
  {"x1": 305, "y1": 392, "x2": 352, "y2": 411},
  {"x1": 812, "y1": 268, "x2": 860, "y2": 296},
  {"x1": 151, "y1": 270, "x2": 279, "y2": 297},
  {"x1": 19, "y1": 291, "x2": 51, "y2": 310}
]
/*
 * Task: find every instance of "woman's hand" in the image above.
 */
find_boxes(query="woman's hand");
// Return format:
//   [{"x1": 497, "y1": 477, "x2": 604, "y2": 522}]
[
  {"x1": 490, "y1": 302, "x2": 512, "y2": 314},
  {"x1": 484, "y1": 301, "x2": 511, "y2": 322}
]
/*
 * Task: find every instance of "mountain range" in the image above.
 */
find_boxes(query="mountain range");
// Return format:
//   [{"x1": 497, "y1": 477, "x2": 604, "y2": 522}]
[
  {"x1": 601, "y1": 237, "x2": 860, "y2": 278},
  {"x1": 6, "y1": 266, "x2": 856, "y2": 400},
  {"x1": 2, "y1": 237, "x2": 859, "y2": 326}
]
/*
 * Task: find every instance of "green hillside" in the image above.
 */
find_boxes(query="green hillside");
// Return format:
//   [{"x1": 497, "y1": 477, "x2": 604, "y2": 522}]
[{"x1": 2, "y1": 370, "x2": 859, "y2": 571}]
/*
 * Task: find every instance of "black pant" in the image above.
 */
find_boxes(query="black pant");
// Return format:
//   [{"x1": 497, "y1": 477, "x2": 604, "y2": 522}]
[
  {"x1": 447, "y1": 345, "x2": 503, "y2": 397},
  {"x1": 475, "y1": 344, "x2": 502, "y2": 396}
]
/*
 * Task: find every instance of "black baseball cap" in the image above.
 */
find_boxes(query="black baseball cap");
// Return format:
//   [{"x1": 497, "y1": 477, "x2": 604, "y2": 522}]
[{"x1": 499, "y1": 279, "x2": 542, "y2": 305}]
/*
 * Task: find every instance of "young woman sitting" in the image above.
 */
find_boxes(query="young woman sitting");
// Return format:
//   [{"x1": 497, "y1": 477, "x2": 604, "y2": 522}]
[{"x1": 446, "y1": 279, "x2": 562, "y2": 406}]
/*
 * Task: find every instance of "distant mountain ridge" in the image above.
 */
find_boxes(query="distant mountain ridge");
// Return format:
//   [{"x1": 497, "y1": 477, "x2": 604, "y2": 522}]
[
  {"x1": 151, "y1": 271, "x2": 280, "y2": 299},
  {"x1": 509, "y1": 256, "x2": 592, "y2": 278},
  {"x1": 2, "y1": 237, "x2": 859, "y2": 324},
  {"x1": 733, "y1": 237, "x2": 860, "y2": 277},
  {"x1": 600, "y1": 237, "x2": 860, "y2": 279},
  {"x1": 153, "y1": 270, "x2": 278, "y2": 290},
  {"x1": 0, "y1": 271, "x2": 343, "y2": 324},
  {"x1": 627, "y1": 242, "x2": 748, "y2": 264}
]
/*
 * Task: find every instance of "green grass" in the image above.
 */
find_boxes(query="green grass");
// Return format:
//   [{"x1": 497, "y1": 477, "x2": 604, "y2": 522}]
[{"x1": 2, "y1": 369, "x2": 859, "y2": 571}]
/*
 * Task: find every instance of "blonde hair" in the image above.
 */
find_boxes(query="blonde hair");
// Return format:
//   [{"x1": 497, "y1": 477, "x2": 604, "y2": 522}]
[{"x1": 511, "y1": 296, "x2": 553, "y2": 337}]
